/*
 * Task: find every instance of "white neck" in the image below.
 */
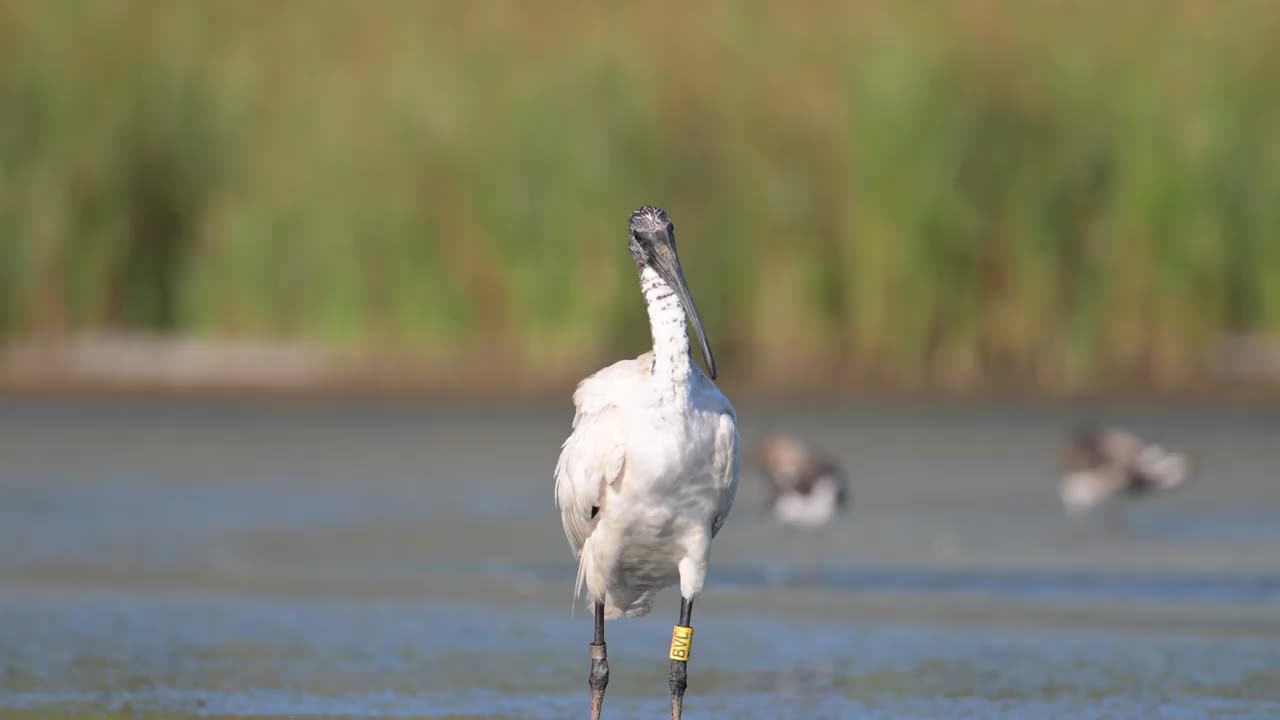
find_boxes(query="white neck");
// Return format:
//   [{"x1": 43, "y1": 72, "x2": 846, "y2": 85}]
[{"x1": 640, "y1": 266, "x2": 694, "y2": 399}]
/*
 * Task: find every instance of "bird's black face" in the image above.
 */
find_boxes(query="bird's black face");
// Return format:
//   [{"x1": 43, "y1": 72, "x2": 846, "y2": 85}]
[
  {"x1": 627, "y1": 206, "x2": 673, "y2": 268},
  {"x1": 628, "y1": 206, "x2": 717, "y2": 379}
]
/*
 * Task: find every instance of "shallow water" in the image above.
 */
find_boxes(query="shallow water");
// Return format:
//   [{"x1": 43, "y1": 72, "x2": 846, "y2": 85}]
[{"x1": 2, "y1": 395, "x2": 1279, "y2": 718}]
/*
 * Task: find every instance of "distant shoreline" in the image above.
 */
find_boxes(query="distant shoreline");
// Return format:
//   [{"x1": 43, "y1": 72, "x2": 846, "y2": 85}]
[{"x1": 3, "y1": 333, "x2": 1280, "y2": 409}]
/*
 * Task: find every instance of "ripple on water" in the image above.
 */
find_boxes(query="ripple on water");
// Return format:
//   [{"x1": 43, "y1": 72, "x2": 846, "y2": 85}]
[{"x1": 2, "y1": 593, "x2": 1280, "y2": 719}]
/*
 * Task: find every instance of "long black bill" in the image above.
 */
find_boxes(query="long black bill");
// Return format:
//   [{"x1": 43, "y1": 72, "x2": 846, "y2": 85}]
[{"x1": 651, "y1": 247, "x2": 717, "y2": 380}]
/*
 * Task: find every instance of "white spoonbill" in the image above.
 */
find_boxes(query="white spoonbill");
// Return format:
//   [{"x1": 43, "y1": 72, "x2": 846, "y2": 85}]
[{"x1": 554, "y1": 206, "x2": 740, "y2": 720}]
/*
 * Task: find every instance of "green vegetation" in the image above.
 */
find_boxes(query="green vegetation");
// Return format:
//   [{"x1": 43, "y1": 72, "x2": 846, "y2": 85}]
[{"x1": 2, "y1": 1, "x2": 1279, "y2": 389}]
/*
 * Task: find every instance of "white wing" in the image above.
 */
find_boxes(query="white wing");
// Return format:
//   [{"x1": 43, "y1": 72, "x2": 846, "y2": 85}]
[
  {"x1": 710, "y1": 407, "x2": 741, "y2": 538},
  {"x1": 553, "y1": 402, "x2": 626, "y2": 557},
  {"x1": 553, "y1": 354, "x2": 648, "y2": 556}
]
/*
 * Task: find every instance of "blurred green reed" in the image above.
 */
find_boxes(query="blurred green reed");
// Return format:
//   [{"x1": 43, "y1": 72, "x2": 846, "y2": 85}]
[{"x1": 1, "y1": 1, "x2": 1278, "y2": 388}]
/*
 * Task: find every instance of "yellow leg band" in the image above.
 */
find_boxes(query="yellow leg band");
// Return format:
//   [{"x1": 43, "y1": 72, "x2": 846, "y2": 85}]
[{"x1": 669, "y1": 625, "x2": 693, "y2": 662}]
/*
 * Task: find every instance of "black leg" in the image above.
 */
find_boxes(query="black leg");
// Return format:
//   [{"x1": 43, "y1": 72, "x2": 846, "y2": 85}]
[
  {"x1": 589, "y1": 601, "x2": 609, "y2": 720},
  {"x1": 668, "y1": 597, "x2": 694, "y2": 720}
]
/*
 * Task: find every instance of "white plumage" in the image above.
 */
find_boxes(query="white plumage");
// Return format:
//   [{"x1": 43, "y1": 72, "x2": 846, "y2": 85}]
[
  {"x1": 553, "y1": 208, "x2": 740, "y2": 621},
  {"x1": 772, "y1": 477, "x2": 843, "y2": 529},
  {"x1": 555, "y1": 350, "x2": 739, "y2": 618}
]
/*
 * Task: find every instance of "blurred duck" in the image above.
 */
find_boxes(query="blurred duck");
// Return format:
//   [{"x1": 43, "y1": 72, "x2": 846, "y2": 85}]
[
  {"x1": 1059, "y1": 426, "x2": 1190, "y2": 512},
  {"x1": 755, "y1": 433, "x2": 849, "y2": 529}
]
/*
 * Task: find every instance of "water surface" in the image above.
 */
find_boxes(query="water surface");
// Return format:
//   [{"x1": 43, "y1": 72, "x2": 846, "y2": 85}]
[{"x1": 2, "y1": 395, "x2": 1279, "y2": 718}]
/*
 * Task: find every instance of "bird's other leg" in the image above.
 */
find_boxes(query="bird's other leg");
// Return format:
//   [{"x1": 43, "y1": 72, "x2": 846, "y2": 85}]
[
  {"x1": 589, "y1": 601, "x2": 609, "y2": 720},
  {"x1": 812, "y1": 525, "x2": 828, "y2": 579},
  {"x1": 668, "y1": 596, "x2": 694, "y2": 720}
]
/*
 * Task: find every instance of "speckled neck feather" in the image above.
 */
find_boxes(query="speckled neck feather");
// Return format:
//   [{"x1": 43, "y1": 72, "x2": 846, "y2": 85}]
[{"x1": 640, "y1": 266, "x2": 692, "y2": 400}]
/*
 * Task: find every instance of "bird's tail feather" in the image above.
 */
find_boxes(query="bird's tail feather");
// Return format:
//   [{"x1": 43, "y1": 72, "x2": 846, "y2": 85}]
[{"x1": 571, "y1": 537, "x2": 591, "y2": 617}]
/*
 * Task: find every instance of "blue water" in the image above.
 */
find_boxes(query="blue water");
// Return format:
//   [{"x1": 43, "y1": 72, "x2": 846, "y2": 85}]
[
  {"x1": 2, "y1": 591, "x2": 1278, "y2": 719},
  {"x1": 1, "y1": 396, "x2": 1279, "y2": 718}
]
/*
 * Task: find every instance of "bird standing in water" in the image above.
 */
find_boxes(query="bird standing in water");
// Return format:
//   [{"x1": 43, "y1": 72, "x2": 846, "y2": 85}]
[
  {"x1": 1059, "y1": 426, "x2": 1190, "y2": 512},
  {"x1": 554, "y1": 206, "x2": 740, "y2": 720},
  {"x1": 755, "y1": 433, "x2": 849, "y2": 530}
]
